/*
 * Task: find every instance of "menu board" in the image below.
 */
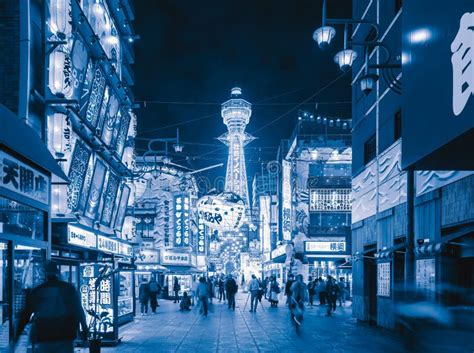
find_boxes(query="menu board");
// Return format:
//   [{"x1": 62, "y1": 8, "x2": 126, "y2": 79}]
[
  {"x1": 377, "y1": 262, "x2": 391, "y2": 297},
  {"x1": 118, "y1": 271, "x2": 133, "y2": 317},
  {"x1": 416, "y1": 258, "x2": 436, "y2": 300},
  {"x1": 79, "y1": 263, "x2": 116, "y2": 341}
]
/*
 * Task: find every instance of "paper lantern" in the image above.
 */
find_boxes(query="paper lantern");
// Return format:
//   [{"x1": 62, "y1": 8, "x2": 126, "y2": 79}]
[{"x1": 197, "y1": 192, "x2": 246, "y2": 232}]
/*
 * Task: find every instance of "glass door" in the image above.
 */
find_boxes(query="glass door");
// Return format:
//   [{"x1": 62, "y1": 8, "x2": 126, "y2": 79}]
[{"x1": 0, "y1": 241, "x2": 9, "y2": 350}]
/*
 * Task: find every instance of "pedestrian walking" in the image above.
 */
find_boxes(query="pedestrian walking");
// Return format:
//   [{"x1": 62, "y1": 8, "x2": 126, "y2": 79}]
[
  {"x1": 317, "y1": 277, "x2": 327, "y2": 305},
  {"x1": 285, "y1": 274, "x2": 295, "y2": 305},
  {"x1": 290, "y1": 274, "x2": 308, "y2": 327},
  {"x1": 269, "y1": 276, "x2": 280, "y2": 307},
  {"x1": 218, "y1": 276, "x2": 226, "y2": 302},
  {"x1": 225, "y1": 274, "x2": 238, "y2": 310},
  {"x1": 173, "y1": 277, "x2": 181, "y2": 303},
  {"x1": 248, "y1": 274, "x2": 260, "y2": 312},
  {"x1": 13, "y1": 261, "x2": 88, "y2": 353},
  {"x1": 139, "y1": 278, "x2": 151, "y2": 315},
  {"x1": 206, "y1": 277, "x2": 214, "y2": 304},
  {"x1": 149, "y1": 278, "x2": 161, "y2": 314},
  {"x1": 180, "y1": 292, "x2": 192, "y2": 311},
  {"x1": 338, "y1": 277, "x2": 347, "y2": 306},
  {"x1": 307, "y1": 276, "x2": 316, "y2": 306},
  {"x1": 196, "y1": 277, "x2": 209, "y2": 316},
  {"x1": 262, "y1": 277, "x2": 269, "y2": 299},
  {"x1": 326, "y1": 276, "x2": 340, "y2": 316}
]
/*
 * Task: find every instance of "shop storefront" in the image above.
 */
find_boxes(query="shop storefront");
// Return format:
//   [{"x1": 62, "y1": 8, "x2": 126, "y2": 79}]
[
  {"x1": 161, "y1": 250, "x2": 198, "y2": 298},
  {"x1": 51, "y1": 223, "x2": 135, "y2": 344},
  {"x1": 0, "y1": 105, "x2": 68, "y2": 349}
]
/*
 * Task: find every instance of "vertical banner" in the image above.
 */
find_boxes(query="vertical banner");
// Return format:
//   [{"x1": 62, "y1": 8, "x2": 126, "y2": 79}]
[
  {"x1": 84, "y1": 160, "x2": 107, "y2": 220},
  {"x1": 67, "y1": 141, "x2": 91, "y2": 211},
  {"x1": 79, "y1": 263, "x2": 116, "y2": 341},
  {"x1": 100, "y1": 172, "x2": 120, "y2": 227},
  {"x1": 197, "y1": 216, "x2": 206, "y2": 254},
  {"x1": 113, "y1": 185, "x2": 130, "y2": 231},
  {"x1": 115, "y1": 109, "x2": 131, "y2": 157},
  {"x1": 101, "y1": 94, "x2": 120, "y2": 146},
  {"x1": 174, "y1": 195, "x2": 184, "y2": 247},
  {"x1": 163, "y1": 199, "x2": 171, "y2": 246},
  {"x1": 282, "y1": 160, "x2": 292, "y2": 240},
  {"x1": 183, "y1": 196, "x2": 190, "y2": 246}
]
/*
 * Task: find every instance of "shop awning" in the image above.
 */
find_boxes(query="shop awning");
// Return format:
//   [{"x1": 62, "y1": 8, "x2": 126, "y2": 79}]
[
  {"x1": 415, "y1": 224, "x2": 474, "y2": 256},
  {"x1": 136, "y1": 263, "x2": 169, "y2": 272},
  {"x1": 0, "y1": 105, "x2": 68, "y2": 181},
  {"x1": 375, "y1": 243, "x2": 407, "y2": 259}
]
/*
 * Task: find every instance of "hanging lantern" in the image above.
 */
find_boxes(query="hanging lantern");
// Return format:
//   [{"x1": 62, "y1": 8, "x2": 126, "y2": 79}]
[
  {"x1": 48, "y1": 0, "x2": 71, "y2": 37},
  {"x1": 48, "y1": 48, "x2": 73, "y2": 98},
  {"x1": 334, "y1": 49, "x2": 358, "y2": 71},
  {"x1": 197, "y1": 192, "x2": 246, "y2": 232},
  {"x1": 47, "y1": 113, "x2": 67, "y2": 157},
  {"x1": 52, "y1": 183, "x2": 69, "y2": 216},
  {"x1": 313, "y1": 26, "x2": 336, "y2": 49}
]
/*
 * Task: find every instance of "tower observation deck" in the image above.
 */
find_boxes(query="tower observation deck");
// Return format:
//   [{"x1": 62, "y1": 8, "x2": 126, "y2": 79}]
[{"x1": 218, "y1": 88, "x2": 255, "y2": 206}]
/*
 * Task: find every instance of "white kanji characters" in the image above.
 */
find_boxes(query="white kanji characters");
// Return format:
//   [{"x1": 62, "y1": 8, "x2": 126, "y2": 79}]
[
  {"x1": 100, "y1": 279, "x2": 111, "y2": 292},
  {"x1": 451, "y1": 12, "x2": 474, "y2": 116}
]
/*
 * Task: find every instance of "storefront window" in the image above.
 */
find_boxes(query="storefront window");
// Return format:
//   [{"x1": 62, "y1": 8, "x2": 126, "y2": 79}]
[
  {"x1": 0, "y1": 196, "x2": 46, "y2": 241},
  {"x1": 0, "y1": 242, "x2": 9, "y2": 350},
  {"x1": 118, "y1": 271, "x2": 133, "y2": 317},
  {"x1": 13, "y1": 245, "x2": 46, "y2": 327}
]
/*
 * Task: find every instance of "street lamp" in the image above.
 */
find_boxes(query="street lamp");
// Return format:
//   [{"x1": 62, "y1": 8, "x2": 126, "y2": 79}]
[{"x1": 312, "y1": 0, "x2": 401, "y2": 94}]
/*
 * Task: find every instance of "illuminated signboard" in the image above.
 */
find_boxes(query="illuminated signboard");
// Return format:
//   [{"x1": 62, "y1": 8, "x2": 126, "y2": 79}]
[
  {"x1": 282, "y1": 160, "x2": 292, "y2": 240},
  {"x1": 114, "y1": 184, "x2": 130, "y2": 230},
  {"x1": 197, "y1": 216, "x2": 206, "y2": 254},
  {"x1": 84, "y1": 160, "x2": 107, "y2": 220},
  {"x1": 0, "y1": 151, "x2": 50, "y2": 205},
  {"x1": 174, "y1": 195, "x2": 184, "y2": 247},
  {"x1": 271, "y1": 245, "x2": 286, "y2": 259},
  {"x1": 260, "y1": 195, "x2": 271, "y2": 254},
  {"x1": 67, "y1": 225, "x2": 97, "y2": 249},
  {"x1": 305, "y1": 238, "x2": 346, "y2": 252},
  {"x1": 79, "y1": 263, "x2": 116, "y2": 341},
  {"x1": 309, "y1": 188, "x2": 351, "y2": 212},
  {"x1": 97, "y1": 235, "x2": 119, "y2": 254},
  {"x1": 183, "y1": 196, "x2": 190, "y2": 246},
  {"x1": 161, "y1": 251, "x2": 191, "y2": 266},
  {"x1": 67, "y1": 141, "x2": 91, "y2": 211}
]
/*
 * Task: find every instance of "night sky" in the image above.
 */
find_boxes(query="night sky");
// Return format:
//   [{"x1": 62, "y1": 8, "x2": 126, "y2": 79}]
[{"x1": 133, "y1": 0, "x2": 352, "y2": 191}]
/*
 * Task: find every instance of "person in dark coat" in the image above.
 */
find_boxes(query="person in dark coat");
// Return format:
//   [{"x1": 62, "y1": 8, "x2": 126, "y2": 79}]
[
  {"x1": 173, "y1": 277, "x2": 181, "y2": 303},
  {"x1": 149, "y1": 278, "x2": 161, "y2": 313},
  {"x1": 139, "y1": 279, "x2": 151, "y2": 315},
  {"x1": 14, "y1": 261, "x2": 88, "y2": 353},
  {"x1": 218, "y1": 276, "x2": 226, "y2": 302},
  {"x1": 285, "y1": 274, "x2": 295, "y2": 305},
  {"x1": 179, "y1": 292, "x2": 192, "y2": 311},
  {"x1": 225, "y1": 275, "x2": 238, "y2": 310},
  {"x1": 326, "y1": 276, "x2": 340, "y2": 316}
]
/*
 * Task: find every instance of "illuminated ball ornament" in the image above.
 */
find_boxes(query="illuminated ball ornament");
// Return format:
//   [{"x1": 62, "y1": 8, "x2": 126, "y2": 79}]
[
  {"x1": 334, "y1": 49, "x2": 358, "y2": 71},
  {"x1": 197, "y1": 192, "x2": 246, "y2": 232},
  {"x1": 313, "y1": 26, "x2": 336, "y2": 49}
]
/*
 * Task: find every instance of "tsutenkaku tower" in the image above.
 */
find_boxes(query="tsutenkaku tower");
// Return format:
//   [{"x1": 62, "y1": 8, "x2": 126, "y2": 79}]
[{"x1": 218, "y1": 87, "x2": 255, "y2": 206}]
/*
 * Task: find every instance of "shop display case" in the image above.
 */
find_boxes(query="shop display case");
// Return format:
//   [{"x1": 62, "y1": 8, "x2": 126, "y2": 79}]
[{"x1": 117, "y1": 271, "x2": 134, "y2": 325}]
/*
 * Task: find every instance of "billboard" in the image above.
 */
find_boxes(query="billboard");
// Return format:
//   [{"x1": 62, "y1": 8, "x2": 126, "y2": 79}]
[{"x1": 402, "y1": 1, "x2": 474, "y2": 169}]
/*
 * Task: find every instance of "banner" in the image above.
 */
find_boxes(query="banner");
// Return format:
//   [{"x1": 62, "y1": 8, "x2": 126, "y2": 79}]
[{"x1": 84, "y1": 160, "x2": 107, "y2": 220}]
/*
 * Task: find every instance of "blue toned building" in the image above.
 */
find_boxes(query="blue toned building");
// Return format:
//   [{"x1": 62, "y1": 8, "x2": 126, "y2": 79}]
[
  {"x1": 350, "y1": 0, "x2": 474, "y2": 334},
  {"x1": 0, "y1": 0, "x2": 138, "y2": 345}
]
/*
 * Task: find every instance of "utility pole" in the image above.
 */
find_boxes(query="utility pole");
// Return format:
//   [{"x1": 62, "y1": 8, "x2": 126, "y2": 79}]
[{"x1": 405, "y1": 170, "x2": 415, "y2": 293}]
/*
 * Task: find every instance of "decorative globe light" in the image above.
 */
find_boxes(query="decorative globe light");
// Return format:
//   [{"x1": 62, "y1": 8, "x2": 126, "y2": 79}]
[
  {"x1": 358, "y1": 73, "x2": 379, "y2": 95},
  {"x1": 334, "y1": 49, "x2": 358, "y2": 71},
  {"x1": 313, "y1": 26, "x2": 336, "y2": 49}
]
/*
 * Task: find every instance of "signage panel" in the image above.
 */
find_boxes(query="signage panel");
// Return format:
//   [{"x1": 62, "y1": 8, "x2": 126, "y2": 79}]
[
  {"x1": 305, "y1": 240, "x2": 346, "y2": 252},
  {"x1": 97, "y1": 235, "x2": 119, "y2": 254},
  {"x1": 402, "y1": 0, "x2": 474, "y2": 169},
  {"x1": 161, "y1": 251, "x2": 191, "y2": 266},
  {"x1": 0, "y1": 151, "x2": 50, "y2": 204},
  {"x1": 377, "y1": 262, "x2": 391, "y2": 297},
  {"x1": 282, "y1": 160, "x2": 292, "y2": 240},
  {"x1": 68, "y1": 225, "x2": 97, "y2": 249}
]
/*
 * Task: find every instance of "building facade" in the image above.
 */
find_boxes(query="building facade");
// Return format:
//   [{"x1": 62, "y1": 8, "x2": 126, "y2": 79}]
[
  {"x1": 1, "y1": 0, "x2": 137, "y2": 344},
  {"x1": 351, "y1": 0, "x2": 474, "y2": 331}
]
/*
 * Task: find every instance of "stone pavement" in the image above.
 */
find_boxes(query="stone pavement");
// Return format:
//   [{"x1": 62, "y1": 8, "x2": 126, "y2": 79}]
[{"x1": 77, "y1": 292, "x2": 411, "y2": 353}]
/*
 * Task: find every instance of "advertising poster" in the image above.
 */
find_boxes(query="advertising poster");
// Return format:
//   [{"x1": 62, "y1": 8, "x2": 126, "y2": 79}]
[
  {"x1": 67, "y1": 141, "x2": 91, "y2": 211},
  {"x1": 416, "y1": 258, "x2": 436, "y2": 300},
  {"x1": 100, "y1": 172, "x2": 120, "y2": 227},
  {"x1": 114, "y1": 185, "x2": 130, "y2": 230},
  {"x1": 84, "y1": 160, "x2": 107, "y2": 220},
  {"x1": 79, "y1": 263, "x2": 116, "y2": 341},
  {"x1": 377, "y1": 262, "x2": 391, "y2": 297}
]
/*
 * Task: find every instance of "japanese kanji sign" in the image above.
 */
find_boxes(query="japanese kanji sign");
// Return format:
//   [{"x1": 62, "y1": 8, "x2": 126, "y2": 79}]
[
  {"x1": 174, "y1": 195, "x2": 190, "y2": 247},
  {"x1": 0, "y1": 151, "x2": 50, "y2": 204},
  {"x1": 197, "y1": 216, "x2": 206, "y2": 254},
  {"x1": 305, "y1": 240, "x2": 346, "y2": 252},
  {"x1": 161, "y1": 250, "x2": 191, "y2": 266}
]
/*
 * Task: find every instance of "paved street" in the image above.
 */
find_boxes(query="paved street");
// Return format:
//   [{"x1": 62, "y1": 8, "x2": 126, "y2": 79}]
[{"x1": 86, "y1": 293, "x2": 408, "y2": 353}]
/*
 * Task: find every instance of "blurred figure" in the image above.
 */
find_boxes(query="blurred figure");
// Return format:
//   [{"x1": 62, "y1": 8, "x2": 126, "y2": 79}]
[
  {"x1": 207, "y1": 277, "x2": 214, "y2": 304},
  {"x1": 307, "y1": 276, "x2": 316, "y2": 306},
  {"x1": 248, "y1": 274, "x2": 260, "y2": 312},
  {"x1": 139, "y1": 278, "x2": 150, "y2": 315},
  {"x1": 218, "y1": 276, "x2": 226, "y2": 302},
  {"x1": 14, "y1": 261, "x2": 88, "y2": 353},
  {"x1": 285, "y1": 274, "x2": 295, "y2": 305},
  {"x1": 269, "y1": 276, "x2": 281, "y2": 307},
  {"x1": 317, "y1": 277, "x2": 327, "y2": 305},
  {"x1": 326, "y1": 276, "x2": 339, "y2": 316},
  {"x1": 225, "y1": 274, "x2": 238, "y2": 310},
  {"x1": 338, "y1": 277, "x2": 347, "y2": 306},
  {"x1": 149, "y1": 278, "x2": 161, "y2": 314},
  {"x1": 173, "y1": 277, "x2": 181, "y2": 303},
  {"x1": 290, "y1": 274, "x2": 308, "y2": 326},
  {"x1": 196, "y1": 277, "x2": 209, "y2": 316},
  {"x1": 179, "y1": 292, "x2": 192, "y2": 311}
]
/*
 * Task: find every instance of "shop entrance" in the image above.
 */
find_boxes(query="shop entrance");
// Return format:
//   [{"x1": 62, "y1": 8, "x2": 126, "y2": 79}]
[{"x1": 364, "y1": 250, "x2": 377, "y2": 325}]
